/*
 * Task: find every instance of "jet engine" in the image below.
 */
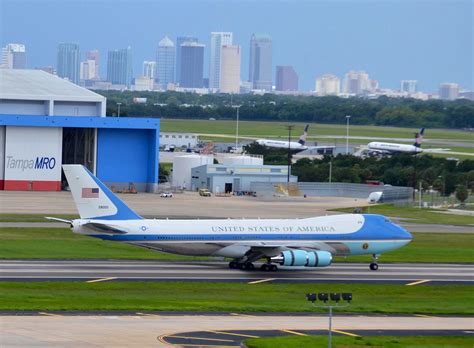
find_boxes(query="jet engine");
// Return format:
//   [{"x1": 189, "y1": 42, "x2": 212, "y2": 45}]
[{"x1": 271, "y1": 250, "x2": 332, "y2": 267}]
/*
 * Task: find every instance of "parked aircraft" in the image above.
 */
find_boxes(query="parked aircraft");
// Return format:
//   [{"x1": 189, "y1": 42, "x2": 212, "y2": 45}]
[
  {"x1": 367, "y1": 128, "x2": 425, "y2": 155},
  {"x1": 48, "y1": 165, "x2": 412, "y2": 271},
  {"x1": 256, "y1": 124, "x2": 336, "y2": 154}
]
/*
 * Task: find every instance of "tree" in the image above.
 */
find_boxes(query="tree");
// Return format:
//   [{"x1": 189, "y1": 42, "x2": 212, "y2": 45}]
[{"x1": 455, "y1": 185, "x2": 469, "y2": 206}]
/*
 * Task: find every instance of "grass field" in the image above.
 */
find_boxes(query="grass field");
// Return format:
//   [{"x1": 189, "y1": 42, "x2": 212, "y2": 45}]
[
  {"x1": 245, "y1": 335, "x2": 474, "y2": 348},
  {"x1": 0, "y1": 281, "x2": 472, "y2": 314},
  {"x1": 0, "y1": 214, "x2": 79, "y2": 223},
  {"x1": 1, "y1": 227, "x2": 472, "y2": 263},
  {"x1": 161, "y1": 119, "x2": 474, "y2": 152},
  {"x1": 332, "y1": 204, "x2": 474, "y2": 226}
]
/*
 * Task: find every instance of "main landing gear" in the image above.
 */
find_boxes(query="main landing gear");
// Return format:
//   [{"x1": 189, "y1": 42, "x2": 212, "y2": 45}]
[
  {"x1": 228, "y1": 260, "x2": 278, "y2": 271},
  {"x1": 369, "y1": 254, "x2": 379, "y2": 271}
]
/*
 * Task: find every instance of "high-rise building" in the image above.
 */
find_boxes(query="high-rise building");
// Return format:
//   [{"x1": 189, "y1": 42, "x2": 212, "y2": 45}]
[
  {"x1": 57, "y1": 43, "x2": 80, "y2": 84},
  {"x1": 86, "y1": 50, "x2": 100, "y2": 79},
  {"x1": 1, "y1": 43, "x2": 27, "y2": 69},
  {"x1": 143, "y1": 61, "x2": 156, "y2": 79},
  {"x1": 209, "y1": 32, "x2": 233, "y2": 90},
  {"x1": 315, "y1": 74, "x2": 340, "y2": 96},
  {"x1": 106, "y1": 47, "x2": 133, "y2": 88},
  {"x1": 343, "y1": 70, "x2": 370, "y2": 95},
  {"x1": 439, "y1": 83, "x2": 459, "y2": 100},
  {"x1": 275, "y1": 66, "x2": 298, "y2": 91},
  {"x1": 176, "y1": 36, "x2": 198, "y2": 83},
  {"x1": 179, "y1": 42, "x2": 204, "y2": 88},
  {"x1": 220, "y1": 45, "x2": 241, "y2": 94},
  {"x1": 401, "y1": 80, "x2": 417, "y2": 93},
  {"x1": 156, "y1": 36, "x2": 175, "y2": 89},
  {"x1": 80, "y1": 60, "x2": 97, "y2": 81},
  {"x1": 249, "y1": 33, "x2": 272, "y2": 91}
]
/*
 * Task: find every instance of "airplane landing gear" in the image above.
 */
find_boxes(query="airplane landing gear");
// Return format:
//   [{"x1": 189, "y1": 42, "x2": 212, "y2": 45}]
[
  {"x1": 261, "y1": 263, "x2": 278, "y2": 272},
  {"x1": 369, "y1": 254, "x2": 379, "y2": 271},
  {"x1": 229, "y1": 261, "x2": 255, "y2": 270}
]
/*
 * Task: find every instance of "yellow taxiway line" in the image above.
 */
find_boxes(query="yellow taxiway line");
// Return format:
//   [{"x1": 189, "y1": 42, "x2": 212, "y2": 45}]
[
  {"x1": 86, "y1": 277, "x2": 117, "y2": 283},
  {"x1": 281, "y1": 329, "x2": 308, "y2": 336},
  {"x1": 207, "y1": 330, "x2": 259, "y2": 338},
  {"x1": 406, "y1": 279, "x2": 431, "y2": 286},
  {"x1": 332, "y1": 329, "x2": 361, "y2": 337},
  {"x1": 248, "y1": 278, "x2": 275, "y2": 284}
]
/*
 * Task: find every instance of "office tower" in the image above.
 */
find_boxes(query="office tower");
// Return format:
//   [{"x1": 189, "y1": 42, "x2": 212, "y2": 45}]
[
  {"x1": 179, "y1": 42, "x2": 204, "y2": 88},
  {"x1": 1, "y1": 43, "x2": 27, "y2": 69},
  {"x1": 86, "y1": 50, "x2": 100, "y2": 78},
  {"x1": 343, "y1": 70, "x2": 370, "y2": 95},
  {"x1": 315, "y1": 74, "x2": 340, "y2": 96},
  {"x1": 249, "y1": 33, "x2": 272, "y2": 91},
  {"x1": 209, "y1": 32, "x2": 233, "y2": 89},
  {"x1": 275, "y1": 66, "x2": 298, "y2": 91},
  {"x1": 143, "y1": 61, "x2": 156, "y2": 79},
  {"x1": 220, "y1": 45, "x2": 241, "y2": 93},
  {"x1": 156, "y1": 36, "x2": 175, "y2": 89},
  {"x1": 107, "y1": 46, "x2": 133, "y2": 88},
  {"x1": 80, "y1": 60, "x2": 97, "y2": 80},
  {"x1": 57, "y1": 43, "x2": 80, "y2": 84},
  {"x1": 439, "y1": 83, "x2": 459, "y2": 100},
  {"x1": 176, "y1": 36, "x2": 198, "y2": 83},
  {"x1": 401, "y1": 80, "x2": 418, "y2": 93}
]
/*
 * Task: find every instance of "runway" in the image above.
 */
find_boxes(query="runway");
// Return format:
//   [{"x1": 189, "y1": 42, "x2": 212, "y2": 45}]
[{"x1": 1, "y1": 260, "x2": 472, "y2": 285}]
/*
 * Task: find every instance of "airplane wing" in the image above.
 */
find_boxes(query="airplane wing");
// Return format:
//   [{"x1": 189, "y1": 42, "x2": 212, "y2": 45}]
[{"x1": 423, "y1": 148, "x2": 451, "y2": 153}]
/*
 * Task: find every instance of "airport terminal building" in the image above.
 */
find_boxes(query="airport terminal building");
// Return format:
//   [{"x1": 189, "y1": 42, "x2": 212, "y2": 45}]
[{"x1": 0, "y1": 70, "x2": 160, "y2": 192}]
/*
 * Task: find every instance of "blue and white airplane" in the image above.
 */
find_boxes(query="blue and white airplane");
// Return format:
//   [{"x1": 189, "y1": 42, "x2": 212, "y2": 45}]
[{"x1": 49, "y1": 165, "x2": 412, "y2": 271}]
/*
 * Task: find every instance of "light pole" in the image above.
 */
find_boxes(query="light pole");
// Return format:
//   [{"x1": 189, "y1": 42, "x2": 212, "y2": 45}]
[
  {"x1": 345, "y1": 115, "x2": 351, "y2": 154},
  {"x1": 306, "y1": 292, "x2": 352, "y2": 348},
  {"x1": 285, "y1": 125, "x2": 295, "y2": 192},
  {"x1": 235, "y1": 105, "x2": 240, "y2": 151},
  {"x1": 117, "y1": 102, "x2": 122, "y2": 117}
]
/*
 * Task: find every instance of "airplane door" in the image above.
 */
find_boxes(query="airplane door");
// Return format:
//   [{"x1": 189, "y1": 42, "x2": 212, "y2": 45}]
[{"x1": 225, "y1": 183, "x2": 232, "y2": 193}]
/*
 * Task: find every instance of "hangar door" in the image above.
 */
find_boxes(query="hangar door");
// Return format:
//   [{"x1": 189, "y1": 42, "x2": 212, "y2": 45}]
[{"x1": 62, "y1": 128, "x2": 95, "y2": 188}]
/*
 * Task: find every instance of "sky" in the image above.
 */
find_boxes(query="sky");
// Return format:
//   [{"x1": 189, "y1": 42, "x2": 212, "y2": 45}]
[{"x1": 0, "y1": 0, "x2": 472, "y2": 92}]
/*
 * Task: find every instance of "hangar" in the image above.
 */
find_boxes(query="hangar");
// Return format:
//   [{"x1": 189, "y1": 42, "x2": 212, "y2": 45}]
[{"x1": 0, "y1": 70, "x2": 160, "y2": 192}]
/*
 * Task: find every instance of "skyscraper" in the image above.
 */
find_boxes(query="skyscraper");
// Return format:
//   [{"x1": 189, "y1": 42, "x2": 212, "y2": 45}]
[
  {"x1": 1, "y1": 43, "x2": 26, "y2": 69},
  {"x1": 209, "y1": 32, "x2": 233, "y2": 90},
  {"x1": 86, "y1": 50, "x2": 100, "y2": 79},
  {"x1": 401, "y1": 80, "x2": 418, "y2": 93},
  {"x1": 57, "y1": 43, "x2": 80, "y2": 84},
  {"x1": 176, "y1": 36, "x2": 198, "y2": 83},
  {"x1": 80, "y1": 60, "x2": 97, "y2": 80},
  {"x1": 143, "y1": 61, "x2": 156, "y2": 79},
  {"x1": 439, "y1": 83, "x2": 459, "y2": 100},
  {"x1": 315, "y1": 74, "x2": 340, "y2": 96},
  {"x1": 156, "y1": 36, "x2": 175, "y2": 89},
  {"x1": 275, "y1": 66, "x2": 298, "y2": 91},
  {"x1": 106, "y1": 47, "x2": 133, "y2": 88},
  {"x1": 220, "y1": 45, "x2": 241, "y2": 94},
  {"x1": 179, "y1": 42, "x2": 204, "y2": 88},
  {"x1": 343, "y1": 70, "x2": 370, "y2": 95},
  {"x1": 249, "y1": 33, "x2": 272, "y2": 91}
]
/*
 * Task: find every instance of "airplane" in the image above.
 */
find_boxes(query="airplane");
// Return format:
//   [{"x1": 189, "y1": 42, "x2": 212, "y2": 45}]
[
  {"x1": 48, "y1": 164, "x2": 412, "y2": 272},
  {"x1": 367, "y1": 128, "x2": 425, "y2": 155},
  {"x1": 256, "y1": 124, "x2": 336, "y2": 154}
]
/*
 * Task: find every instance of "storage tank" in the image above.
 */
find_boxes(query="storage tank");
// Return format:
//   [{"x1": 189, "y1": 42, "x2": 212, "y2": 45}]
[
  {"x1": 172, "y1": 155, "x2": 213, "y2": 190},
  {"x1": 222, "y1": 155, "x2": 263, "y2": 166}
]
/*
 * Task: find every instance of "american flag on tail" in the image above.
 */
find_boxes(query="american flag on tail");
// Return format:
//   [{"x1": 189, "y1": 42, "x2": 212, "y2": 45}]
[{"x1": 82, "y1": 187, "x2": 99, "y2": 198}]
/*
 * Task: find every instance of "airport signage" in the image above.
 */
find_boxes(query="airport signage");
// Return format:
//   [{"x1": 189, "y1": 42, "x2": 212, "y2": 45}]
[{"x1": 6, "y1": 156, "x2": 56, "y2": 171}]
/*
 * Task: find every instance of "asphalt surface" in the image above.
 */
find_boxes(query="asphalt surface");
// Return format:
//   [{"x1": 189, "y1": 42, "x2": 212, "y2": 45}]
[
  {"x1": 2, "y1": 314, "x2": 472, "y2": 347},
  {"x1": 1, "y1": 260, "x2": 472, "y2": 285}
]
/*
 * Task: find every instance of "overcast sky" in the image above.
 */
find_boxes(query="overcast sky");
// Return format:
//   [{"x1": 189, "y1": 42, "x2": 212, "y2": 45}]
[{"x1": 1, "y1": 0, "x2": 472, "y2": 91}]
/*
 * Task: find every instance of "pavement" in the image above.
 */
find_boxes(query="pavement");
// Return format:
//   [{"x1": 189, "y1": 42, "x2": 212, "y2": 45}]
[
  {"x1": 1, "y1": 314, "x2": 473, "y2": 347},
  {"x1": 1, "y1": 260, "x2": 472, "y2": 285}
]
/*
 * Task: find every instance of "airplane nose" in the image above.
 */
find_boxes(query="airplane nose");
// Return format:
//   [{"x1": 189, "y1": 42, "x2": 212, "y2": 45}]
[{"x1": 398, "y1": 225, "x2": 413, "y2": 241}]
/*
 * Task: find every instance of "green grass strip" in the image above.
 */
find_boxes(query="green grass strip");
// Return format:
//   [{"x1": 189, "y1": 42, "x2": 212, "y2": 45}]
[
  {"x1": 245, "y1": 335, "x2": 474, "y2": 348},
  {"x1": 0, "y1": 282, "x2": 472, "y2": 314}
]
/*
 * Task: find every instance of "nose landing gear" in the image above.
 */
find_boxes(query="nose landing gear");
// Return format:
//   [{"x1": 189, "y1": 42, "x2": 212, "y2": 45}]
[{"x1": 369, "y1": 254, "x2": 379, "y2": 271}]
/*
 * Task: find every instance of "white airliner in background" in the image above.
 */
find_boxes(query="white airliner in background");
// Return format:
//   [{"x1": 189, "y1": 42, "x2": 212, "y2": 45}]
[
  {"x1": 256, "y1": 124, "x2": 335, "y2": 154},
  {"x1": 49, "y1": 165, "x2": 412, "y2": 271},
  {"x1": 367, "y1": 128, "x2": 425, "y2": 154}
]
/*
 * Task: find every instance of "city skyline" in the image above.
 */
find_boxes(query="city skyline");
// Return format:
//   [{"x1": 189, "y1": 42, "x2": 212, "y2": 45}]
[{"x1": 1, "y1": 0, "x2": 471, "y2": 92}]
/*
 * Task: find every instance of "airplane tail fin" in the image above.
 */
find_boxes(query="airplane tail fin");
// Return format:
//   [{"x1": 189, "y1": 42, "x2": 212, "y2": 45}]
[
  {"x1": 297, "y1": 124, "x2": 309, "y2": 145},
  {"x1": 62, "y1": 165, "x2": 142, "y2": 220},
  {"x1": 413, "y1": 128, "x2": 425, "y2": 148}
]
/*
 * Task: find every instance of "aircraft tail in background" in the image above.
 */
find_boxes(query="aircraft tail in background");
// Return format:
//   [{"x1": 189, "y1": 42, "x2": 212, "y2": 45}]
[
  {"x1": 414, "y1": 128, "x2": 425, "y2": 148},
  {"x1": 297, "y1": 124, "x2": 309, "y2": 145}
]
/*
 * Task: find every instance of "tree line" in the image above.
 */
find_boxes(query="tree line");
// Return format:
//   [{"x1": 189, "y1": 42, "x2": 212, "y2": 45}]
[{"x1": 99, "y1": 90, "x2": 474, "y2": 129}]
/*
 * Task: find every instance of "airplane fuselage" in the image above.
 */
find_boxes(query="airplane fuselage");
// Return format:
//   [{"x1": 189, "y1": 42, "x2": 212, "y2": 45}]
[
  {"x1": 256, "y1": 139, "x2": 308, "y2": 151},
  {"x1": 72, "y1": 214, "x2": 412, "y2": 258},
  {"x1": 367, "y1": 142, "x2": 422, "y2": 154}
]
